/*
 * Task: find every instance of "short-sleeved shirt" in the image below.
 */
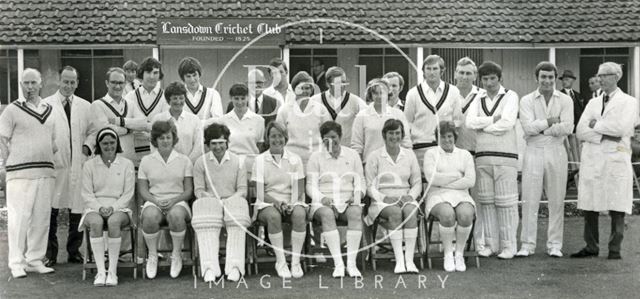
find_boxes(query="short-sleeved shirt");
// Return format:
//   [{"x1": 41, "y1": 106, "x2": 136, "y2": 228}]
[
  {"x1": 251, "y1": 150, "x2": 305, "y2": 205},
  {"x1": 151, "y1": 111, "x2": 203, "y2": 162},
  {"x1": 218, "y1": 110, "x2": 265, "y2": 156},
  {"x1": 276, "y1": 99, "x2": 332, "y2": 166},
  {"x1": 138, "y1": 150, "x2": 193, "y2": 202}
]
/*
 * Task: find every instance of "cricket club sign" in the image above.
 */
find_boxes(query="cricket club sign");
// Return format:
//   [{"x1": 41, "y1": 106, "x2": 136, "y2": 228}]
[{"x1": 157, "y1": 18, "x2": 286, "y2": 45}]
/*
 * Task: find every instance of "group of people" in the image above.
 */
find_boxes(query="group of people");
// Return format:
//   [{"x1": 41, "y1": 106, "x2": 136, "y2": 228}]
[{"x1": 1, "y1": 52, "x2": 636, "y2": 287}]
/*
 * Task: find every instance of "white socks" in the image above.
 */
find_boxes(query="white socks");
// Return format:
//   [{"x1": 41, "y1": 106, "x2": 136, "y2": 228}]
[
  {"x1": 268, "y1": 232, "x2": 286, "y2": 264},
  {"x1": 403, "y1": 228, "x2": 418, "y2": 265},
  {"x1": 143, "y1": 231, "x2": 160, "y2": 258},
  {"x1": 291, "y1": 231, "x2": 306, "y2": 266},
  {"x1": 388, "y1": 229, "x2": 404, "y2": 266},
  {"x1": 346, "y1": 230, "x2": 362, "y2": 267},
  {"x1": 439, "y1": 224, "x2": 456, "y2": 256},
  {"x1": 455, "y1": 225, "x2": 472, "y2": 254},
  {"x1": 107, "y1": 237, "x2": 121, "y2": 274},
  {"x1": 225, "y1": 227, "x2": 246, "y2": 275},
  {"x1": 90, "y1": 237, "x2": 106, "y2": 274},
  {"x1": 170, "y1": 230, "x2": 186, "y2": 258},
  {"x1": 323, "y1": 230, "x2": 344, "y2": 267}
]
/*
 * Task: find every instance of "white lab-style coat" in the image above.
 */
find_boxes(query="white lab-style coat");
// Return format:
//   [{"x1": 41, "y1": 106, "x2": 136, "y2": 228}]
[
  {"x1": 576, "y1": 88, "x2": 638, "y2": 214},
  {"x1": 44, "y1": 91, "x2": 95, "y2": 213}
]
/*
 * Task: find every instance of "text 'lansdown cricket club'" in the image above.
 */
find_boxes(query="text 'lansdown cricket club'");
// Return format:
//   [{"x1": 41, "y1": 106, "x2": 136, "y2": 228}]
[{"x1": 158, "y1": 18, "x2": 286, "y2": 44}]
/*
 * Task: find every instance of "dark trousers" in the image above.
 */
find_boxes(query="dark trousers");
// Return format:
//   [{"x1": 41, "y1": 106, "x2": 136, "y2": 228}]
[
  {"x1": 46, "y1": 208, "x2": 83, "y2": 260},
  {"x1": 583, "y1": 210, "x2": 625, "y2": 254}
]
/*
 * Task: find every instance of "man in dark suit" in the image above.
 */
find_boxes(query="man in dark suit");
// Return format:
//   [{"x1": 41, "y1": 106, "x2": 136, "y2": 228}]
[
  {"x1": 312, "y1": 58, "x2": 327, "y2": 92},
  {"x1": 559, "y1": 70, "x2": 583, "y2": 186},
  {"x1": 226, "y1": 68, "x2": 278, "y2": 127}
]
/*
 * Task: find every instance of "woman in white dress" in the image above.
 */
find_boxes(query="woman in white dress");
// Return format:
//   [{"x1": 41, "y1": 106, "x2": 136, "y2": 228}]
[
  {"x1": 423, "y1": 121, "x2": 476, "y2": 272},
  {"x1": 365, "y1": 119, "x2": 422, "y2": 274},
  {"x1": 80, "y1": 128, "x2": 135, "y2": 286}
]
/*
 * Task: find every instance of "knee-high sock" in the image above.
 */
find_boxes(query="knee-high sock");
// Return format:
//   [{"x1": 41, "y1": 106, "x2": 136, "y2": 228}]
[
  {"x1": 291, "y1": 231, "x2": 306, "y2": 266},
  {"x1": 403, "y1": 228, "x2": 418, "y2": 264},
  {"x1": 497, "y1": 206, "x2": 518, "y2": 253},
  {"x1": 323, "y1": 230, "x2": 344, "y2": 267},
  {"x1": 170, "y1": 230, "x2": 186, "y2": 258},
  {"x1": 479, "y1": 204, "x2": 499, "y2": 252},
  {"x1": 268, "y1": 232, "x2": 286, "y2": 264},
  {"x1": 455, "y1": 225, "x2": 472, "y2": 254},
  {"x1": 439, "y1": 224, "x2": 455, "y2": 256},
  {"x1": 225, "y1": 227, "x2": 246, "y2": 275},
  {"x1": 346, "y1": 230, "x2": 362, "y2": 267},
  {"x1": 107, "y1": 237, "x2": 121, "y2": 274},
  {"x1": 388, "y1": 229, "x2": 404, "y2": 265},
  {"x1": 195, "y1": 227, "x2": 221, "y2": 276},
  {"x1": 90, "y1": 237, "x2": 106, "y2": 274},
  {"x1": 143, "y1": 232, "x2": 160, "y2": 257}
]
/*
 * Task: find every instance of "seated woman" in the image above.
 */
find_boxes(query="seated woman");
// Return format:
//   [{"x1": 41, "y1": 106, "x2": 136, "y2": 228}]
[
  {"x1": 192, "y1": 123, "x2": 250, "y2": 282},
  {"x1": 80, "y1": 128, "x2": 135, "y2": 286},
  {"x1": 251, "y1": 121, "x2": 307, "y2": 279},
  {"x1": 307, "y1": 121, "x2": 365, "y2": 278},
  {"x1": 138, "y1": 120, "x2": 194, "y2": 279},
  {"x1": 365, "y1": 119, "x2": 422, "y2": 274},
  {"x1": 423, "y1": 121, "x2": 476, "y2": 272}
]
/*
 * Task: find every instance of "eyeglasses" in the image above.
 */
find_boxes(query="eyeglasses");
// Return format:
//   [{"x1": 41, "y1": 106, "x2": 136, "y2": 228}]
[
  {"x1": 596, "y1": 73, "x2": 617, "y2": 78},
  {"x1": 109, "y1": 81, "x2": 126, "y2": 85}
]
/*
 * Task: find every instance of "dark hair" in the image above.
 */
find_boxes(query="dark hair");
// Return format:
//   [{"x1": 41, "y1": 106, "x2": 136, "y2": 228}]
[
  {"x1": 204, "y1": 123, "x2": 231, "y2": 145},
  {"x1": 290, "y1": 71, "x2": 314, "y2": 91},
  {"x1": 150, "y1": 120, "x2": 179, "y2": 148},
  {"x1": 268, "y1": 57, "x2": 288, "y2": 74},
  {"x1": 178, "y1": 57, "x2": 202, "y2": 80},
  {"x1": 164, "y1": 81, "x2": 187, "y2": 103},
  {"x1": 534, "y1": 61, "x2": 558, "y2": 79},
  {"x1": 436, "y1": 121, "x2": 458, "y2": 142},
  {"x1": 320, "y1": 121, "x2": 342, "y2": 138},
  {"x1": 381, "y1": 119, "x2": 405, "y2": 139},
  {"x1": 59, "y1": 65, "x2": 78, "y2": 78},
  {"x1": 122, "y1": 60, "x2": 138, "y2": 71},
  {"x1": 313, "y1": 58, "x2": 324, "y2": 66},
  {"x1": 325, "y1": 66, "x2": 346, "y2": 86},
  {"x1": 137, "y1": 57, "x2": 164, "y2": 80},
  {"x1": 478, "y1": 61, "x2": 502, "y2": 79},
  {"x1": 229, "y1": 83, "x2": 249, "y2": 97},
  {"x1": 94, "y1": 127, "x2": 122, "y2": 155}
]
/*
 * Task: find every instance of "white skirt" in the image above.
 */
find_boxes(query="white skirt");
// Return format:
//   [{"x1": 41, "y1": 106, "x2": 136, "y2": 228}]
[
  {"x1": 425, "y1": 189, "x2": 475, "y2": 216},
  {"x1": 141, "y1": 200, "x2": 192, "y2": 219},
  {"x1": 78, "y1": 207, "x2": 133, "y2": 232}
]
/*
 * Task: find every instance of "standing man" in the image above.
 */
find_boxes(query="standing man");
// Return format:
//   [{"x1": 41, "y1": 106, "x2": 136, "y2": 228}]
[
  {"x1": 123, "y1": 60, "x2": 141, "y2": 96},
  {"x1": 517, "y1": 62, "x2": 574, "y2": 258},
  {"x1": 177, "y1": 57, "x2": 224, "y2": 123},
  {"x1": 588, "y1": 76, "x2": 603, "y2": 100},
  {"x1": 0, "y1": 68, "x2": 57, "y2": 278},
  {"x1": 382, "y1": 72, "x2": 406, "y2": 110},
  {"x1": 454, "y1": 57, "x2": 488, "y2": 253},
  {"x1": 263, "y1": 58, "x2": 294, "y2": 106},
  {"x1": 226, "y1": 69, "x2": 279, "y2": 127},
  {"x1": 312, "y1": 58, "x2": 328, "y2": 92},
  {"x1": 466, "y1": 61, "x2": 520, "y2": 259},
  {"x1": 571, "y1": 62, "x2": 638, "y2": 260},
  {"x1": 559, "y1": 70, "x2": 583, "y2": 180},
  {"x1": 311, "y1": 66, "x2": 367, "y2": 146},
  {"x1": 42, "y1": 66, "x2": 95, "y2": 267},
  {"x1": 404, "y1": 54, "x2": 463, "y2": 166}
]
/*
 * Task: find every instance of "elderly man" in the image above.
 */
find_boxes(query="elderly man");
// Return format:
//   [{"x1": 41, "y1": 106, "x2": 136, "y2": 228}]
[
  {"x1": 227, "y1": 68, "x2": 279, "y2": 127},
  {"x1": 382, "y1": 72, "x2": 406, "y2": 110},
  {"x1": 404, "y1": 54, "x2": 463, "y2": 166},
  {"x1": 466, "y1": 61, "x2": 520, "y2": 259},
  {"x1": 517, "y1": 62, "x2": 574, "y2": 258},
  {"x1": 571, "y1": 62, "x2": 638, "y2": 260},
  {"x1": 0, "y1": 69, "x2": 57, "y2": 278},
  {"x1": 42, "y1": 66, "x2": 95, "y2": 267}
]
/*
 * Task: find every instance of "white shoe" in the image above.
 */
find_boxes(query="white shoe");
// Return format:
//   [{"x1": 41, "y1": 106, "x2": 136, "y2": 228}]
[
  {"x1": 146, "y1": 255, "x2": 158, "y2": 279},
  {"x1": 332, "y1": 264, "x2": 345, "y2": 278},
  {"x1": 105, "y1": 272, "x2": 118, "y2": 286},
  {"x1": 25, "y1": 264, "x2": 55, "y2": 274},
  {"x1": 443, "y1": 254, "x2": 455, "y2": 272},
  {"x1": 93, "y1": 272, "x2": 107, "y2": 286},
  {"x1": 497, "y1": 250, "x2": 514, "y2": 259},
  {"x1": 548, "y1": 248, "x2": 563, "y2": 258},
  {"x1": 203, "y1": 269, "x2": 217, "y2": 283},
  {"x1": 226, "y1": 267, "x2": 241, "y2": 282},
  {"x1": 346, "y1": 265, "x2": 362, "y2": 277},
  {"x1": 516, "y1": 248, "x2": 535, "y2": 257},
  {"x1": 394, "y1": 262, "x2": 407, "y2": 274},
  {"x1": 405, "y1": 260, "x2": 419, "y2": 273},
  {"x1": 170, "y1": 254, "x2": 183, "y2": 278},
  {"x1": 477, "y1": 248, "x2": 493, "y2": 257},
  {"x1": 275, "y1": 261, "x2": 291, "y2": 278},
  {"x1": 454, "y1": 254, "x2": 466, "y2": 272},
  {"x1": 291, "y1": 263, "x2": 304, "y2": 278},
  {"x1": 11, "y1": 268, "x2": 26, "y2": 278}
]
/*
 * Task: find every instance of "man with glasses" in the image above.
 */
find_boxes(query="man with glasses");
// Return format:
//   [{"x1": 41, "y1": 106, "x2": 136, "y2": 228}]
[
  {"x1": 571, "y1": 62, "x2": 638, "y2": 260},
  {"x1": 227, "y1": 68, "x2": 279, "y2": 127}
]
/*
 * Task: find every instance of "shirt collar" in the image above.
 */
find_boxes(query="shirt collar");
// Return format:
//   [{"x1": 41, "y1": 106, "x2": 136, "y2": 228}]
[
  {"x1": 321, "y1": 145, "x2": 346, "y2": 159},
  {"x1": 99, "y1": 155, "x2": 122, "y2": 167},
  {"x1": 56, "y1": 90, "x2": 74, "y2": 104},
  {"x1": 437, "y1": 146, "x2": 458, "y2": 155},
  {"x1": 140, "y1": 83, "x2": 161, "y2": 95},
  {"x1": 19, "y1": 97, "x2": 47, "y2": 110},
  {"x1": 103, "y1": 93, "x2": 124, "y2": 105},
  {"x1": 150, "y1": 149, "x2": 178, "y2": 164},
  {"x1": 230, "y1": 109, "x2": 257, "y2": 121},
  {"x1": 421, "y1": 80, "x2": 445, "y2": 93},
  {"x1": 365, "y1": 103, "x2": 394, "y2": 117},
  {"x1": 264, "y1": 149, "x2": 293, "y2": 164},
  {"x1": 208, "y1": 150, "x2": 231, "y2": 165},
  {"x1": 533, "y1": 89, "x2": 562, "y2": 100},
  {"x1": 380, "y1": 147, "x2": 408, "y2": 162}
]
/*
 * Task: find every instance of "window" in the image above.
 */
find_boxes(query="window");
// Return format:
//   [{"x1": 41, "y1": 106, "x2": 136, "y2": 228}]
[
  {"x1": 579, "y1": 48, "x2": 629, "y2": 96},
  {"x1": 0, "y1": 50, "x2": 40, "y2": 105},
  {"x1": 61, "y1": 49, "x2": 124, "y2": 101},
  {"x1": 290, "y1": 48, "x2": 338, "y2": 89},
  {"x1": 358, "y1": 48, "x2": 410, "y2": 100}
]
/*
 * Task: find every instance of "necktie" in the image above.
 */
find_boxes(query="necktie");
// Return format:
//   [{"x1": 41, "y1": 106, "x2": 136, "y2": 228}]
[
  {"x1": 255, "y1": 97, "x2": 260, "y2": 113},
  {"x1": 64, "y1": 97, "x2": 71, "y2": 127},
  {"x1": 601, "y1": 94, "x2": 609, "y2": 115}
]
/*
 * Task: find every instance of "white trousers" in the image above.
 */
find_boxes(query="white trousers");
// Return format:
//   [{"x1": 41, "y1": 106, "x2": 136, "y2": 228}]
[
  {"x1": 7, "y1": 177, "x2": 54, "y2": 270},
  {"x1": 519, "y1": 144, "x2": 567, "y2": 251}
]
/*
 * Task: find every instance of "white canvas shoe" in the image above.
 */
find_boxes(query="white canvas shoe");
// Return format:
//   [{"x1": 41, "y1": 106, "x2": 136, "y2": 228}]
[
  {"x1": 548, "y1": 248, "x2": 563, "y2": 258},
  {"x1": 454, "y1": 253, "x2": 466, "y2": 272},
  {"x1": 516, "y1": 248, "x2": 535, "y2": 257},
  {"x1": 105, "y1": 272, "x2": 118, "y2": 286},
  {"x1": 146, "y1": 255, "x2": 158, "y2": 279},
  {"x1": 93, "y1": 272, "x2": 107, "y2": 286},
  {"x1": 291, "y1": 263, "x2": 304, "y2": 278},
  {"x1": 443, "y1": 254, "x2": 455, "y2": 272},
  {"x1": 170, "y1": 254, "x2": 183, "y2": 278},
  {"x1": 332, "y1": 265, "x2": 345, "y2": 278},
  {"x1": 275, "y1": 261, "x2": 291, "y2": 279},
  {"x1": 346, "y1": 265, "x2": 362, "y2": 278},
  {"x1": 477, "y1": 248, "x2": 493, "y2": 257}
]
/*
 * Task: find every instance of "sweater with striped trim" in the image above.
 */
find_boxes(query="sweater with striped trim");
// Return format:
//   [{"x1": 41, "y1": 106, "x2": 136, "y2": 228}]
[{"x1": 0, "y1": 99, "x2": 56, "y2": 180}]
